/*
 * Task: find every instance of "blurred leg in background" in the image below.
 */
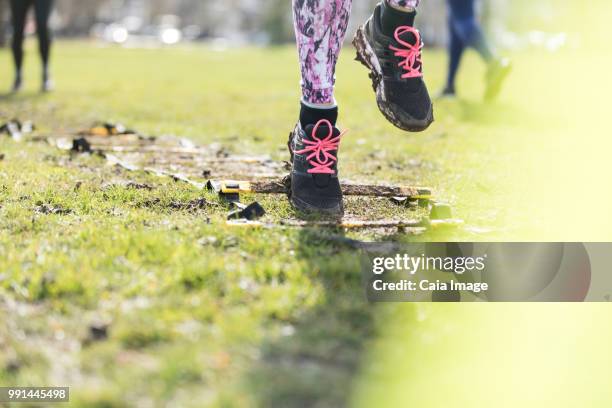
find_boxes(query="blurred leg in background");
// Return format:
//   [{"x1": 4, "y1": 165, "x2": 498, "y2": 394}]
[
  {"x1": 442, "y1": 0, "x2": 510, "y2": 100},
  {"x1": 9, "y1": 0, "x2": 31, "y2": 92},
  {"x1": 35, "y1": 0, "x2": 54, "y2": 92},
  {"x1": 442, "y1": 13, "x2": 466, "y2": 97},
  {"x1": 9, "y1": 0, "x2": 54, "y2": 92}
]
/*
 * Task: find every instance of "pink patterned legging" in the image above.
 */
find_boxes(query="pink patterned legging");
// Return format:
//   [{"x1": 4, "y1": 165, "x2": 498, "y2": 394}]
[{"x1": 293, "y1": 0, "x2": 420, "y2": 105}]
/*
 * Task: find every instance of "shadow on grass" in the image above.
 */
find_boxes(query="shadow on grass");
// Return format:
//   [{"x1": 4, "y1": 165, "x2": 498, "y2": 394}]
[
  {"x1": 0, "y1": 90, "x2": 49, "y2": 101},
  {"x1": 437, "y1": 97, "x2": 534, "y2": 127},
  {"x1": 245, "y1": 227, "x2": 377, "y2": 407}
]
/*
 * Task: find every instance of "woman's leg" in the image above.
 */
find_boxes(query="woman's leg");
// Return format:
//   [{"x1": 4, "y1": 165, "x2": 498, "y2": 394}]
[
  {"x1": 289, "y1": 0, "x2": 353, "y2": 215},
  {"x1": 448, "y1": 0, "x2": 493, "y2": 62},
  {"x1": 34, "y1": 0, "x2": 54, "y2": 90},
  {"x1": 444, "y1": 14, "x2": 466, "y2": 94},
  {"x1": 447, "y1": 0, "x2": 510, "y2": 100},
  {"x1": 380, "y1": 0, "x2": 421, "y2": 41},
  {"x1": 386, "y1": 0, "x2": 420, "y2": 10},
  {"x1": 9, "y1": 0, "x2": 32, "y2": 91},
  {"x1": 293, "y1": 0, "x2": 352, "y2": 127}
]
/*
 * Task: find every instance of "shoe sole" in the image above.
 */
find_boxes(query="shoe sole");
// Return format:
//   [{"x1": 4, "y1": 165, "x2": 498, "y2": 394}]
[
  {"x1": 290, "y1": 195, "x2": 344, "y2": 218},
  {"x1": 353, "y1": 25, "x2": 433, "y2": 133}
]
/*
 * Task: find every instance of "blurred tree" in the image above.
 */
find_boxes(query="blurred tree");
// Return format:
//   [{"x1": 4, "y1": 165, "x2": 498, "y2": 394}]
[
  {"x1": 55, "y1": 0, "x2": 107, "y2": 35},
  {"x1": 8, "y1": 0, "x2": 511, "y2": 47},
  {"x1": 261, "y1": 0, "x2": 292, "y2": 44}
]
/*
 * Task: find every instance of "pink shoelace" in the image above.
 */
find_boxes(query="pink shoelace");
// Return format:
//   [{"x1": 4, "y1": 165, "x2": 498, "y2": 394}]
[
  {"x1": 389, "y1": 26, "x2": 423, "y2": 79},
  {"x1": 295, "y1": 119, "x2": 346, "y2": 175}
]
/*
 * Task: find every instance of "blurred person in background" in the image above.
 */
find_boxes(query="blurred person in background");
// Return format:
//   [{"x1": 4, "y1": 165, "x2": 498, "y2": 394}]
[
  {"x1": 440, "y1": 0, "x2": 510, "y2": 100},
  {"x1": 289, "y1": 0, "x2": 433, "y2": 215},
  {"x1": 9, "y1": 0, "x2": 54, "y2": 92}
]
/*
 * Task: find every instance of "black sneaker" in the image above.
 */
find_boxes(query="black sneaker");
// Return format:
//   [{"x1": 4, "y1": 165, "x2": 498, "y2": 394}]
[
  {"x1": 42, "y1": 77, "x2": 54, "y2": 93},
  {"x1": 11, "y1": 76, "x2": 23, "y2": 93},
  {"x1": 484, "y1": 57, "x2": 511, "y2": 102},
  {"x1": 437, "y1": 86, "x2": 457, "y2": 100},
  {"x1": 287, "y1": 119, "x2": 345, "y2": 216},
  {"x1": 353, "y1": 3, "x2": 433, "y2": 132}
]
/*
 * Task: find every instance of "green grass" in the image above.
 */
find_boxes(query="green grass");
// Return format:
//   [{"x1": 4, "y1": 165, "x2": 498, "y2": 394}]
[{"x1": 1, "y1": 17, "x2": 612, "y2": 407}]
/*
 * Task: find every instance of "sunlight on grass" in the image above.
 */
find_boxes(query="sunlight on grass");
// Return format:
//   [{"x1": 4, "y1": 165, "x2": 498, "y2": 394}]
[
  {"x1": 1, "y1": 0, "x2": 612, "y2": 404},
  {"x1": 352, "y1": 304, "x2": 612, "y2": 408}
]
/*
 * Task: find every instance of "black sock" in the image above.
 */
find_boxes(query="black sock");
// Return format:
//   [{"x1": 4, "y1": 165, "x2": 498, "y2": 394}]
[
  {"x1": 299, "y1": 102, "x2": 338, "y2": 128},
  {"x1": 380, "y1": 1, "x2": 417, "y2": 37}
]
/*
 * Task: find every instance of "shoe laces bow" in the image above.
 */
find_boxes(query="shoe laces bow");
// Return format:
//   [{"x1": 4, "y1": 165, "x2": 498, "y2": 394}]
[
  {"x1": 295, "y1": 119, "x2": 346, "y2": 175},
  {"x1": 389, "y1": 26, "x2": 424, "y2": 79}
]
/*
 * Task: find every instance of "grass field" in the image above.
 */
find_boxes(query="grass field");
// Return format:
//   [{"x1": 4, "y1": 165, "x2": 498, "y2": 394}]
[{"x1": 1, "y1": 13, "x2": 612, "y2": 406}]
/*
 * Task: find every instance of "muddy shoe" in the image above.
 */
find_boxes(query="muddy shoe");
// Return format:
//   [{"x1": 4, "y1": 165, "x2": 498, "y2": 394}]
[
  {"x1": 437, "y1": 86, "x2": 457, "y2": 100},
  {"x1": 287, "y1": 119, "x2": 346, "y2": 216},
  {"x1": 353, "y1": 3, "x2": 433, "y2": 132}
]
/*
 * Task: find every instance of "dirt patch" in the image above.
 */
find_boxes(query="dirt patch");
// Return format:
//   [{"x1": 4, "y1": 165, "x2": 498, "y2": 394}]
[
  {"x1": 34, "y1": 202, "x2": 73, "y2": 216},
  {"x1": 136, "y1": 197, "x2": 212, "y2": 213}
]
